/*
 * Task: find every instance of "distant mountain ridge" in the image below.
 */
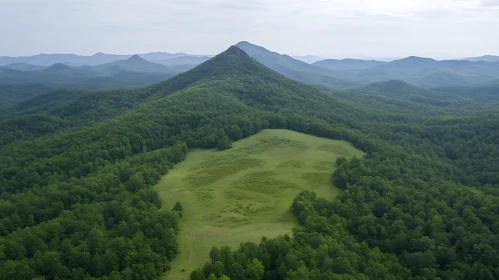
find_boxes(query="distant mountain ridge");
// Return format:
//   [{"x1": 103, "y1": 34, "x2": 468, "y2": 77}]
[
  {"x1": 236, "y1": 41, "x2": 358, "y2": 88},
  {"x1": 309, "y1": 55, "x2": 499, "y2": 88},
  {"x1": 461, "y1": 55, "x2": 499, "y2": 62},
  {"x1": 3, "y1": 63, "x2": 45, "y2": 71},
  {"x1": 91, "y1": 55, "x2": 175, "y2": 74},
  {"x1": 0, "y1": 52, "x2": 209, "y2": 66},
  {"x1": 0, "y1": 55, "x2": 178, "y2": 89},
  {"x1": 357, "y1": 56, "x2": 499, "y2": 87},
  {"x1": 2, "y1": 44, "x2": 499, "y2": 90}
]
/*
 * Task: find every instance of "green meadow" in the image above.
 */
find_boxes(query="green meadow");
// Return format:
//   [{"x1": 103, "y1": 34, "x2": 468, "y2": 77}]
[{"x1": 154, "y1": 129, "x2": 364, "y2": 279}]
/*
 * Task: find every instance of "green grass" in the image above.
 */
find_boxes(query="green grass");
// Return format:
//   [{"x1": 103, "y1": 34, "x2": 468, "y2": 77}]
[{"x1": 154, "y1": 129, "x2": 364, "y2": 279}]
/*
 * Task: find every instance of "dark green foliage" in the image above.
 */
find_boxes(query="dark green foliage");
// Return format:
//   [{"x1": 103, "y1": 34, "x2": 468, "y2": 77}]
[
  {"x1": 217, "y1": 135, "x2": 232, "y2": 151},
  {"x1": 173, "y1": 202, "x2": 184, "y2": 218},
  {"x1": 0, "y1": 144, "x2": 188, "y2": 279}
]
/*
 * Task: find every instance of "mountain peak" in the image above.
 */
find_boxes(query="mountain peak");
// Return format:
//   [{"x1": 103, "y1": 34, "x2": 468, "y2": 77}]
[
  {"x1": 127, "y1": 55, "x2": 145, "y2": 61},
  {"x1": 221, "y1": 46, "x2": 248, "y2": 57},
  {"x1": 236, "y1": 41, "x2": 267, "y2": 51},
  {"x1": 399, "y1": 56, "x2": 436, "y2": 62}
]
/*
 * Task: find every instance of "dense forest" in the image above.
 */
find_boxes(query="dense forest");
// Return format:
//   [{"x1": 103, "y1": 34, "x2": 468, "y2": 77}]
[{"x1": 0, "y1": 46, "x2": 498, "y2": 279}]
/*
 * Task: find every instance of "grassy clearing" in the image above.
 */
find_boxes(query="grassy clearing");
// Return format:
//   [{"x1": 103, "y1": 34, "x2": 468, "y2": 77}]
[{"x1": 154, "y1": 129, "x2": 364, "y2": 279}]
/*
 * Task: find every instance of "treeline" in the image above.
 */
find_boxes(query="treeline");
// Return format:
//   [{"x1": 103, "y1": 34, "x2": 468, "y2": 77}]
[{"x1": 0, "y1": 144, "x2": 188, "y2": 279}]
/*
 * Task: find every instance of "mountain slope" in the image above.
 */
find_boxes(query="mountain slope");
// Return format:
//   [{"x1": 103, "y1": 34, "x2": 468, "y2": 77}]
[{"x1": 235, "y1": 41, "x2": 358, "y2": 88}]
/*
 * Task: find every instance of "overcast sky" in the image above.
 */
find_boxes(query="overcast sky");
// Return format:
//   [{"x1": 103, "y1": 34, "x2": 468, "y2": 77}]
[{"x1": 1, "y1": 0, "x2": 498, "y2": 58}]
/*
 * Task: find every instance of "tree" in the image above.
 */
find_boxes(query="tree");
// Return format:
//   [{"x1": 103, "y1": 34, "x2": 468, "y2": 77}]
[
  {"x1": 245, "y1": 259, "x2": 264, "y2": 280},
  {"x1": 190, "y1": 269, "x2": 206, "y2": 280},
  {"x1": 125, "y1": 174, "x2": 144, "y2": 192},
  {"x1": 210, "y1": 247, "x2": 221, "y2": 263},
  {"x1": 217, "y1": 136, "x2": 232, "y2": 151},
  {"x1": 173, "y1": 202, "x2": 184, "y2": 218}
]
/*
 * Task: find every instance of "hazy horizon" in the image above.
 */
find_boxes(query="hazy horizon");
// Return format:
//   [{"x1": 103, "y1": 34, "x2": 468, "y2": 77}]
[
  {"x1": 1, "y1": 0, "x2": 499, "y2": 59},
  {"x1": 0, "y1": 42, "x2": 497, "y2": 62}
]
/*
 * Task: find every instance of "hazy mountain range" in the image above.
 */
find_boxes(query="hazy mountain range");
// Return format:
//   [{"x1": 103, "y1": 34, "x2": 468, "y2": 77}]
[
  {"x1": 461, "y1": 55, "x2": 499, "y2": 62},
  {"x1": 0, "y1": 55, "x2": 177, "y2": 89},
  {"x1": 236, "y1": 41, "x2": 499, "y2": 88},
  {"x1": 1, "y1": 42, "x2": 498, "y2": 90},
  {"x1": 0, "y1": 52, "x2": 210, "y2": 66}
]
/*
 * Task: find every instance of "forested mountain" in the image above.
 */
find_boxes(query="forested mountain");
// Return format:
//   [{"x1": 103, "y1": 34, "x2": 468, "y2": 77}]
[
  {"x1": 1, "y1": 45, "x2": 498, "y2": 280},
  {"x1": 0, "y1": 56, "x2": 179, "y2": 120},
  {"x1": 0, "y1": 45, "x2": 365, "y2": 279},
  {"x1": 0, "y1": 83, "x2": 58, "y2": 118},
  {"x1": 236, "y1": 41, "x2": 358, "y2": 88}
]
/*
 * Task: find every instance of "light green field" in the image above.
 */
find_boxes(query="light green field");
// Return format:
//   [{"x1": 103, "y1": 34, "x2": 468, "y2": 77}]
[{"x1": 155, "y1": 129, "x2": 364, "y2": 279}]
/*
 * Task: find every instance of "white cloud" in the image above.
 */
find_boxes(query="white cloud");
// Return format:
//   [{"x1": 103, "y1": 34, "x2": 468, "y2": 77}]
[
  {"x1": 0, "y1": 0, "x2": 498, "y2": 58},
  {"x1": 480, "y1": 0, "x2": 499, "y2": 6}
]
